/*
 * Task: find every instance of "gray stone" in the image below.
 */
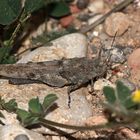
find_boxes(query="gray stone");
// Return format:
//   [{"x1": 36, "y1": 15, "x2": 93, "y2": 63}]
[
  {"x1": 88, "y1": 0, "x2": 104, "y2": 13},
  {"x1": 14, "y1": 134, "x2": 29, "y2": 140},
  {"x1": 18, "y1": 33, "x2": 88, "y2": 63}
]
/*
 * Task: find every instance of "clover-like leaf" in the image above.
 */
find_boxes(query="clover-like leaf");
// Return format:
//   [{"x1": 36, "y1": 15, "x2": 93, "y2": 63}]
[
  {"x1": 103, "y1": 86, "x2": 116, "y2": 104},
  {"x1": 4, "y1": 99, "x2": 17, "y2": 112},
  {"x1": 0, "y1": 46, "x2": 11, "y2": 63},
  {"x1": 49, "y1": 2, "x2": 70, "y2": 17},
  {"x1": 24, "y1": 116, "x2": 40, "y2": 126},
  {"x1": 28, "y1": 97, "x2": 43, "y2": 115},
  {"x1": 43, "y1": 94, "x2": 58, "y2": 112},
  {"x1": 116, "y1": 80, "x2": 131, "y2": 104},
  {"x1": 16, "y1": 109, "x2": 31, "y2": 124},
  {"x1": 124, "y1": 97, "x2": 137, "y2": 109},
  {"x1": 0, "y1": 0, "x2": 22, "y2": 25},
  {"x1": 24, "y1": 0, "x2": 45, "y2": 14},
  {"x1": 17, "y1": 108, "x2": 40, "y2": 126}
]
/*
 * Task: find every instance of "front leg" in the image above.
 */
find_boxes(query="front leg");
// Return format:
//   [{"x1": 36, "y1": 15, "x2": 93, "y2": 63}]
[{"x1": 67, "y1": 80, "x2": 88, "y2": 107}]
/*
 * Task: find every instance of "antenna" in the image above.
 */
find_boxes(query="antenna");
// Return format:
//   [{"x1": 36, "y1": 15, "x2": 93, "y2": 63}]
[
  {"x1": 111, "y1": 32, "x2": 117, "y2": 49},
  {"x1": 106, "y1": 31, "x2": 118, "y2": 64}
]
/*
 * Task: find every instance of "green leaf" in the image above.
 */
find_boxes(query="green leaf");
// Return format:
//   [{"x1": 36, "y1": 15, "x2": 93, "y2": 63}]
[
  {"x1": 16, "y1": 108, "x2": 39, "y2": 126},
  {"x1": 0, "y1": 0, "x2": 22, "y2": 25},
  {"x1": 1, "y1": 55, "x2": 16, "y2": 64},
  {"x1": 103, "y1": 86, "x2": 116, "y2": 104},
  {"x1": 124, "y1": 97, "x2": 137, "y2": 109},
  {"x1": 4, "y1": 99, "x2": 17, "y2": 112},
  {"x1": 24, "y1": 116, "x2": 39, "y2": 126},
  {"x1": 16, "y1": 109, "x2": 31, "y2": 124},
  {"x1": 24, "y1": 0, "x2": 45, "y2": 14},
  {"x1": 43, "y1": 94, "x2": 58, "y2": 112},
  {"x1": 116, "y1": 80, "x2": 131, "y2": 103},
  {"x1": 0, "y1": 46, "x2": 11, "y2": 64},
  {"x1": 49, "y1": 2, "x2": 70, "y2": 17},
  {"x1": 28, "y1": 97, "x2": 43, "y2": 115}
]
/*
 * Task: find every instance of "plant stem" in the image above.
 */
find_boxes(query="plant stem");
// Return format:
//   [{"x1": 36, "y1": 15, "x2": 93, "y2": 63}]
[
  {"x1": 39, "y1": 118, "x2": 132, "y2": 131},
  {"x1": 80, "y1": 0, "x2": 133, "y2": 33},
  {"x1": 8, "y1": 11, "x2": 30, "y2": 48}
]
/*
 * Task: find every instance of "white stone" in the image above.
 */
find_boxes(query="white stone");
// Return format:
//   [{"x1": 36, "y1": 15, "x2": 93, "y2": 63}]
[
  {"x1": 18, "y1": 33, "x2": 87, "y2": 63},
  {"x1": 88, "y1": 0, "x2": 104, "y2": 13},
  {"x1": 0, "y1": 124, "x2": 46, "y2": 140},
  {"x1": 94, "y1": 78, "x2": 114, "y2": 91}
]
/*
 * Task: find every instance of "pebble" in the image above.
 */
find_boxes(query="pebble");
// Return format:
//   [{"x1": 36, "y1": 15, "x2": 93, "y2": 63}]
[
  {"x1": 88, "y1": 0, "x2": 104, "y2": 13},
  {"x1": 110, "y1": 46, "x2": 126, "y2": 64},
  {"x1": 104, "y1": 12, "x2": 130, "y2": 36},
  {"x1": 14, "y1": 134, "x2": 29, "y2": 140},
  {"x1": 0, "y1": 124, "x2": 46, "y2": 140},
  {"x1": 101, "y1": 45, "x2": 127, "y2": 64},
  {"x1": 18, "y1": 33, "x2": 87, "y2": 63},
  {"x1": 127, "y1": 48, "x2": 140, "y2": 86},
  {"x1": 94, "y1": 78, "x2": 114, "y2": 91},
  {"x1": 86, "y1": 115, "x2": 107, "y2": 126},
  {"x1": 76, "y1": 0, "x2": 89, "y2": 9},
  {"x1": 60, "y1": 15, "x2": 74, "y2": 27}
]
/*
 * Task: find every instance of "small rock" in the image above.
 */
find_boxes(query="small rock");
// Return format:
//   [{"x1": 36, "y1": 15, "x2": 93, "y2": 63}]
[
  {"x1": 70, "y1": 5, "x2": 81, "y2": 13},
  {"x1": 76, "y1": 0, "x2": 89, "y2": 9},
  {"x1": 78, "y1": 13, "x2": 90, "y2": 21},
  {"x1": 86, "y1": 115, "x2": 107, "y2": 126},
  {"x1": 128, "y1": 48, "x2": 140, "y2": 69},
  {"x1": 117, "y1": 127, "x2": 140, "y2": 140},
  {"x1": 88, "y1": 0, "x2": 104, "y2": 13},
  {"x1": 128, "y1": 48, "x2": 140, "y2": 86},
  {"x1": 0, "y1": 124, "x2": 45, "y2": 140},
  {"x1": 123, "y1": 47, "x2": 133, "y2": 56},
  {"x1": 134, "y1": 0, "x2": 140, "y2": 8},
  {"x1": 110, "y1": 46, "x2": 126, "y2": 64},
  {"x1": 60, "y1": 15, "x2": 74, "y2": 27},
  {"x1": 94, "y1": 78, "x2": 114, "y2": 91},
  {"x1": 101, "y1": 45, "x2": 126, "y2": 64},
  {"x1": 18, "y1": 33, "x2": 87, "y2": 63},
  {"x1": 14, "y1": 134, "x2": 29, "y2": 140},
  {"x1": 104, "y1": 12, "x2": 130, "y2": 36}
]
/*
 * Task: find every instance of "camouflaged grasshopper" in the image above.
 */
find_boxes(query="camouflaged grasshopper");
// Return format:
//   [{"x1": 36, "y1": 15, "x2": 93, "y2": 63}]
[
  {"x1": 0, "y1": 41, "x2": 113, "y2": 107},
  {"x1": 0, "y1": 56, "x2": 108, "y2": 93}
]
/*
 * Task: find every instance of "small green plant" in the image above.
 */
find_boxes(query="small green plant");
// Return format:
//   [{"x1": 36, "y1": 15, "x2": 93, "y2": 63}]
[
  {"x1": 1, "y1": 81, "x2": 140, "y2": 132},
  {"x1": 32, "y1": 28, "x2": 77, "y2": 47},
  {"x1": 103, "y1": 80, "x2": 140, "y2": 128},
  {"x1": 0, "y1": 0, "x2": 72, "y2": 64},
  {"x1": 0, "y1": 94, "x2": 58, "y2": 127}
]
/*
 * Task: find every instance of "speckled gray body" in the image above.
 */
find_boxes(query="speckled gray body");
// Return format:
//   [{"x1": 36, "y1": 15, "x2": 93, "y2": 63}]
[{"x1": 0, "y1": 57, "x2": 108, "y2": 93}]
